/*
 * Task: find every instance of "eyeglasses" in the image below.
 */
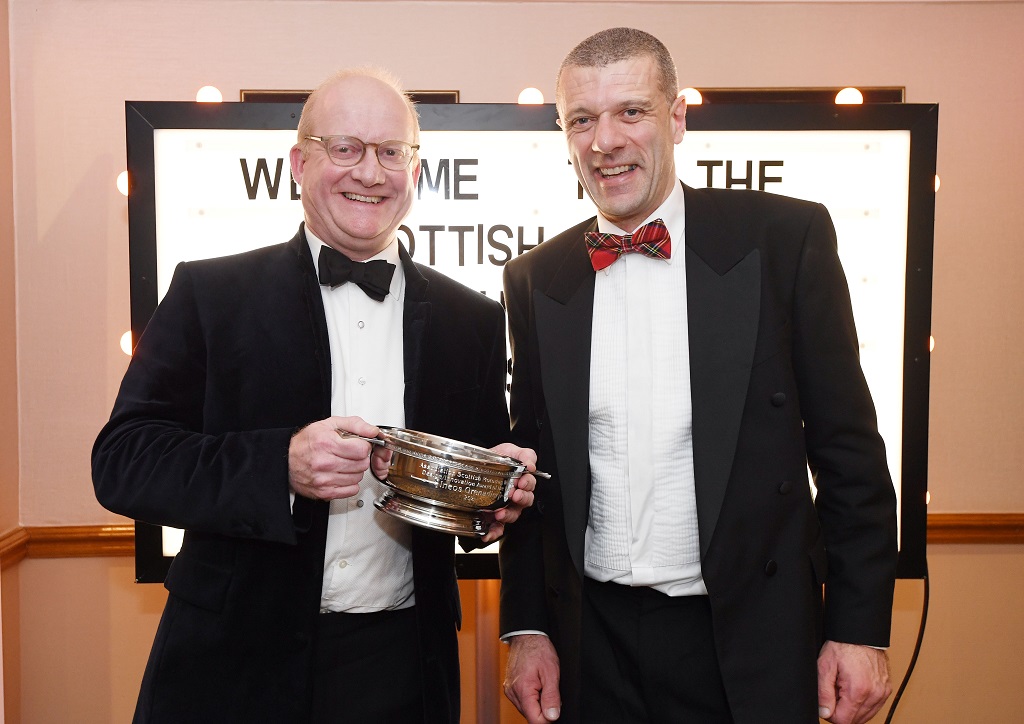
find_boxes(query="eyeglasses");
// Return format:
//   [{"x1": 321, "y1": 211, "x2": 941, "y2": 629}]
[{"x1": 304, "y1": 135, "x2": 420, "y2": 171}]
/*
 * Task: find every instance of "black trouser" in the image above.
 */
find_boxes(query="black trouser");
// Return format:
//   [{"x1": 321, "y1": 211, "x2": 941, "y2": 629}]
[
  {"x1": 311, "y1": 606, "x2": 424, "y2": 723},
  {"x1": 582, "y1": 577, "x2": 733, "y2": 724}
]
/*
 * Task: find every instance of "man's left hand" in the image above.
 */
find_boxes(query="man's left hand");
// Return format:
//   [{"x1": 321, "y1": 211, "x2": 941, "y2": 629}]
[
  {"x1": 817, "y1": 640, "x2": 892, "y2": 724},
  {"x1": 479, "y1": 443, "x2": 538, "y2": 544}
]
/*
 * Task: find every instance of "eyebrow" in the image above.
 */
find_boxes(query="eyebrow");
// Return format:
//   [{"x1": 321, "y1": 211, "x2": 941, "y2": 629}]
[{"x1": 565, "y1": 96, "x2": 658, "y2": 119}]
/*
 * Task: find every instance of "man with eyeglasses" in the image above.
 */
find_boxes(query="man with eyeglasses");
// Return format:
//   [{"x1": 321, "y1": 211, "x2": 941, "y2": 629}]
[{"x1": 93, "y1": 67, "x2": 536, "y2": 723}]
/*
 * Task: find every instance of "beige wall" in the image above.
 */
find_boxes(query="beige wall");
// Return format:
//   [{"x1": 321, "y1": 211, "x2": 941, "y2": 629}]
[
  {"x1": 7, "y1": 1, "x2": 1024, "y2": 528},
  {"x1": 0, "y1": 0, "x2": 18, "y2": 533},
  {"x1": 2, "y1": 0, "x2": 1023, "y2": 721},
  {"x1": 12, "y1": 557, "x2": 164, "y2": 722},
  {"x1": 1, "y1": 0, "x2": 17, "y2": 711},
  {"x1": 7, "y1": 547, "x2": 1024, "y2": 722}
]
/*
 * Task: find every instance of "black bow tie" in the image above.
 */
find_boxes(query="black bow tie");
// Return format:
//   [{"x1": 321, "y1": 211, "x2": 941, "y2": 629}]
[{"x1": 317, "y1": 246, "x2": 396, "y2": 302}]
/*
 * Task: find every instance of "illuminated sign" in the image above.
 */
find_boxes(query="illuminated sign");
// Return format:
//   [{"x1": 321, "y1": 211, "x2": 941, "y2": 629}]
[{"x1": 127, "y1": 101, "x2": 936, "y2": 581}]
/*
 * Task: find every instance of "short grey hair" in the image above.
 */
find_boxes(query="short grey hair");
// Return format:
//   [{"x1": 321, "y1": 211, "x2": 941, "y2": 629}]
[{"x1": 556, "y1": 28, "x2": 679, "y2": 117}]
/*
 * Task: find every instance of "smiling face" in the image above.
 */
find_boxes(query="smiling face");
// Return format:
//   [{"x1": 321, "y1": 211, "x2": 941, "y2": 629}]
[
  {"x1": 289, "y1": 75, "x2": 420, "y2": 260},
  {"x1": 557, "y1": 55, "x2": 686, "y2": 233}
]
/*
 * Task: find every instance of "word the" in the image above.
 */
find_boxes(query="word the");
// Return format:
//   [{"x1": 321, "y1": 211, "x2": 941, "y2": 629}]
[{"x1": 696, "y1": 160, "x2": 784, "y2": 190}]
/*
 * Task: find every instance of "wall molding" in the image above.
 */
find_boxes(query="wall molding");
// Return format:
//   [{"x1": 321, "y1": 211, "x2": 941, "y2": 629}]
[
  {"x1": 2, "y1": 515, "x2": 1024, "y2": 570},
  {"x1": 0, "y1": 526, "x2": 29, "y2": 570},
  {"x1": 1, "y1": 524, "x2": 134, "y2": 569},
  {"x1": 925, "y1": 513, "x2": 1024, "y2": 544}
]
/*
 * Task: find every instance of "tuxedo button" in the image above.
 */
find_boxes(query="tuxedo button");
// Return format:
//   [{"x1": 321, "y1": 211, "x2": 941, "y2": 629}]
[
  {"x1": 764, "y1": 560, "x2": 778, "y2": 576},
  {"x1": 770, "y1": 392, "x2": 787, "y2": 407},
  {"x1": 778, "y1": 480, "x2": 793, "y2": 495},
  {"x1": 356, "y1": 499, "x2": 365, "y2": 508}
]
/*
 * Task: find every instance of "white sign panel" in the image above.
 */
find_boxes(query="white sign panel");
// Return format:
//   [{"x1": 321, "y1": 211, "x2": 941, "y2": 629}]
[{"x1": 148, "y1": 120, "x2": 917, "y2": 561}]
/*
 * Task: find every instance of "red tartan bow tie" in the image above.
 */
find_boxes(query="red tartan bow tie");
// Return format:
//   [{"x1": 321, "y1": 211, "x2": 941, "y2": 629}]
[{"x1": 584, "y1": 219, "x2": 671, "y2": 272}]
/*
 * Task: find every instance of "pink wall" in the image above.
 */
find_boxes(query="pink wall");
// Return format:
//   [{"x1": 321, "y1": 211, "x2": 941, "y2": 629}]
[
  {"x1": 2, "y1": 0, "x2": 1023, "y2": 721},
  {"x1": 7, "y1": 1, "x2": 1023, "y2": 527},
  {"x1": 0, "y1": 0, "x2": 18, "y2": 533},
  {"x1": 1, "y1": 0, "x2": 18, "y2": 709}
]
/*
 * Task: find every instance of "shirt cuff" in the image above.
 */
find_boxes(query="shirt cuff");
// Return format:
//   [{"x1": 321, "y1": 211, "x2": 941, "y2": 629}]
[{"x1": 500, "y1": 630, "x2": 549, "y2": 643}]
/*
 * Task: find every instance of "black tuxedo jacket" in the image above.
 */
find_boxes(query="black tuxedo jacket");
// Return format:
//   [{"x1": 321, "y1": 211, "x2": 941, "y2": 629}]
[
  {"x1": 498, "y1": 185, "x2": 898, "y2": 723},
  {"x1": 93, "y1": 225, "x2": 509, "y2": 723}
]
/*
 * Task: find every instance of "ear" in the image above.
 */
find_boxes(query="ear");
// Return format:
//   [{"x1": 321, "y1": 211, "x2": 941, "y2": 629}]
[
  {"x1": 289, "y1": 144, "x2": 305, "y2": 185},
  {"x1": 410, "y1": 157, "x2": 421, "y2": 186},
  {"x1": 670, "y1": 95, "x2": 687, "y2": 144}
]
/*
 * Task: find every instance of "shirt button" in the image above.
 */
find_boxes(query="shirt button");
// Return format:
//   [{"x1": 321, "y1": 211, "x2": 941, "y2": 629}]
[
  {"x1": 358, "y1": 377, "x2": 366, "y2": 385},
  {"x1": 338, "y1": 560, "x2": 349, "y2": 569},
  {"x1": 356, "y1": 499, "x2": 365, "y2": 508},
  {"x1": 357, "y1": 321, "x2": 365, "y2": 329}
]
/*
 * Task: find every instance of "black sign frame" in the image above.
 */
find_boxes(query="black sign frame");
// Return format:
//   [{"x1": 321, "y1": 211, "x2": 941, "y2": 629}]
[{"x1": 126, "y1": 100, "x2": 936, "y2": 582}]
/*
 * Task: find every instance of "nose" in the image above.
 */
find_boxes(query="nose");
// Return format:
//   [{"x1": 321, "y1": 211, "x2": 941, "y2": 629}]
[
  {"x1": 591, "y1": 114, "x2": 626, "y2": 155},
  {"x1": 349, "y1": 148, "x2": 386, "y2": 186}
]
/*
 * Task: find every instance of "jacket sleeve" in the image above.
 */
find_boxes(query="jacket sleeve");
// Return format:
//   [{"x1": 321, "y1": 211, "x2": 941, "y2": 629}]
[
  {"x1": 794, "y1": 204, "x2": 899, "y2": 647},
  {"x1": 498, "y1": 259, "x2": 551, "y2": 636},
  {"x1": 91, "y1": 262, "x2": 300, "y2": 545}
]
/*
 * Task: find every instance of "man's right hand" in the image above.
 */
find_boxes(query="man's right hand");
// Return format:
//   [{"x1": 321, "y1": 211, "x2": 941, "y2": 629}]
[
  {"x1": 504, "y1": 634, "x2": 562, "y2": 722},
  {"x1": 288, "y1": 416, "x2": 386, "y2": 500}
]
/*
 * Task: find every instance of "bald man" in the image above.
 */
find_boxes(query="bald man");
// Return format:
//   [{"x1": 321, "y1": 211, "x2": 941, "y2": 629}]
[{"x1": 94, "y1": 67, "x2": 535, "y2": 723}]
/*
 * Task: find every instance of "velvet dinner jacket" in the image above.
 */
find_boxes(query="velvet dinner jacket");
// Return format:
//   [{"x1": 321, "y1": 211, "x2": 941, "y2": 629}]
[
  {"x1": 498, "y1": 184, "x2": 898, "y2": 723},
  {"x1": 92, "y1": 225, "x2": 509, "y2": 723}
]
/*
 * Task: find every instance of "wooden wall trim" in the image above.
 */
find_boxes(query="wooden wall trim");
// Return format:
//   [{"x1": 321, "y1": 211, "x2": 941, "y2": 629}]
[
  {"x1": 926, "y1": 513, "x2": 1024, "y2": 544},
  {"x1": 2, "y1": 515, "x2": 1023, "y2": 569},
  {"x1": 0, "y1": 526, "x2": 29, "y2": 570},
  {"x1": 0, "y1": 524, "x2": 134, "y2": 569}
]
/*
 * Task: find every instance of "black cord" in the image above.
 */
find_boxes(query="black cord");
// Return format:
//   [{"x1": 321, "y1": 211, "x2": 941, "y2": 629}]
[{"x1": 884, "y1": 564, "x2": 929, "y2": 723}]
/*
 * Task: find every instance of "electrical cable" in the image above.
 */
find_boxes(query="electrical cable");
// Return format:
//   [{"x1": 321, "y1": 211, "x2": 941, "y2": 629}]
[{"x1": 884, "y1": 564, "x2": 929, "y2": 723}]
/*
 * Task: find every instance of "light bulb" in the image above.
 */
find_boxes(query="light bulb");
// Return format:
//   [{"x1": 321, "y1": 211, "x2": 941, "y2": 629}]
[
  {"x1": 835, "y1": 87, "x2": 864, "y2": 105},
  {"x1": 680, "y1": 88, "x2": 703, "y2": 105},
  {"x1": 196, "y1": 86, "x2": 223, "y2": 103},
  {"x1": 517, "y1": 87, "x2": 544, "y2": 105}
]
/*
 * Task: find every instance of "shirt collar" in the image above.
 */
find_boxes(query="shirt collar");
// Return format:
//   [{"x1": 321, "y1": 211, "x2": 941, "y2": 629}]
[{"x1": 595, "y1": 181, "x2": 686, "y2": 266}]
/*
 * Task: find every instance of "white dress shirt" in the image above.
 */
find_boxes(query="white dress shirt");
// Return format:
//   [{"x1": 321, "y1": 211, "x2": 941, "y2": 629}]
[
  {"x1": 585, "y1": 183, "x2": 708, "y2": 597},
  {"x1": 306, "y1": 230, "x2": 416, "y2": 613}
]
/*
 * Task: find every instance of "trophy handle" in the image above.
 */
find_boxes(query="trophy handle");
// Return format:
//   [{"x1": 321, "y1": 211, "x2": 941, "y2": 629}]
[{"x1": 336, "y1": 429, "x2": 390, "y2": 483}]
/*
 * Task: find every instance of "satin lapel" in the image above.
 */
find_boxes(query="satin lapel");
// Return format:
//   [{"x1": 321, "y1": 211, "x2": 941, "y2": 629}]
[
  {"x1": 683, "y1": 186, "x2": 761, "y2": 557},
  {"x1": 534, "y1": 225, "x2": 596, "y2": 575},
  {"x1": 399, "y1": 242, "x2": 431, "y2": 427}
]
